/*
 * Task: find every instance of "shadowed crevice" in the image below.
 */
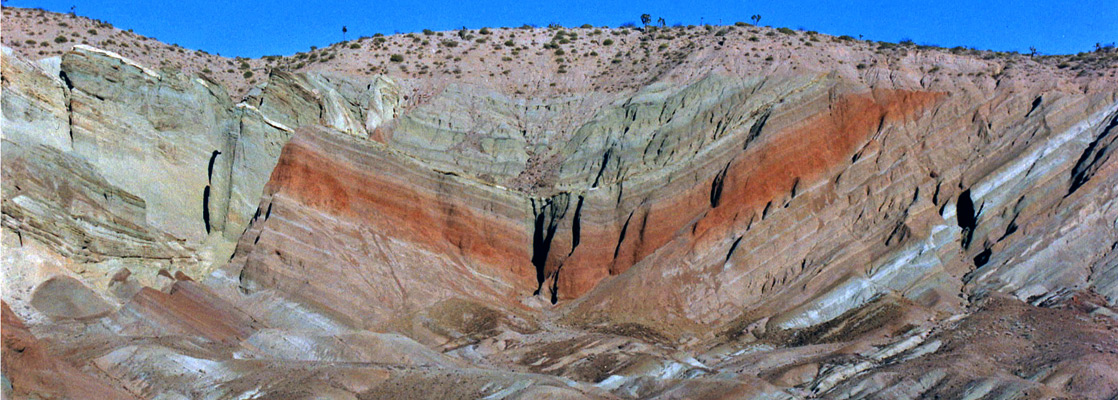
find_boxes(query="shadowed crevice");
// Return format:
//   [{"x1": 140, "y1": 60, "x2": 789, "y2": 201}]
[{"x1": 1069, "y1": 112, "x2": 1118, "y2": 195}]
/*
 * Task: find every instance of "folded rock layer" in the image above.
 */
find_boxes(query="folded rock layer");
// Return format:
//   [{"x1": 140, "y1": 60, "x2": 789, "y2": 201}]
[{"x1": 3, "y1": 8, "x2": 1118, "y2": 399}]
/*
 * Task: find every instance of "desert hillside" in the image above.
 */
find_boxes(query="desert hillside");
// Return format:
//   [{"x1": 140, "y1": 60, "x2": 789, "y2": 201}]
[{"x1": 3, "y1": 6, "x2": 1118, "y2": 399}]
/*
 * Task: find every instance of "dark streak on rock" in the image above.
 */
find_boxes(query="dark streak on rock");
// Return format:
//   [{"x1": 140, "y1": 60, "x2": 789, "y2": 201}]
[
  {"x1": 207, "y1": 150, "x2": 222, "y2": 183},
  {"x1": 592, "y1": 148, "x2": 612, "y2": 188},
  {"x1": 1026, "y1": 95, "x2": 1043, "y2": 117},
  {"x1": 744, "y1": 109, "x2": 771, "y2": 149},
  {"x1": 725, "y1": 236, "x2": 743, "y2": 263},
  {"x1": 1069, "y1": 112, "x2": 1118, "y2": 195},
  {"x1": 974, "y1": 247, "x2": 992, "y2": 267},
  {"x1": 202, "y1": 185, "x2": 212, "y2": 234},
  {"x1": 614, "y1": 211, "x2": 634, "y2": 260},
  {"x1": 710, "y1": 162, "x2": 730, "y2": 208}
]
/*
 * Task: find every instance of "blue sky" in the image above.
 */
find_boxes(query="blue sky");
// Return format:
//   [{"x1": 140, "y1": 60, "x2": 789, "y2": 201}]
[{"x1": 6, "y1": 0, "x2": 1116, "y2": 58}]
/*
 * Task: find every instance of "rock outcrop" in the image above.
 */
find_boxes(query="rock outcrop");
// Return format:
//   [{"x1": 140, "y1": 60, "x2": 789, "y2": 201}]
[{"x1": 4, "y1": 10, "x2": 1118, "y2": 399}]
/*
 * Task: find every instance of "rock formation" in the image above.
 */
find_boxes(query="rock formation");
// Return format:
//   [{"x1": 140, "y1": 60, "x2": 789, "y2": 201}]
[{"x1": 3, "y1": 7, "x2": 1118, "y2": 399}]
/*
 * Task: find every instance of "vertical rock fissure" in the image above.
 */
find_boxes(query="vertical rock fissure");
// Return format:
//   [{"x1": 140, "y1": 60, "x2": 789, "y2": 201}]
[
  {"x1": 59, "y1": 70, "x2": 76, "y2": 143},
  {"x1": 530, "y1": 196, "x2": 568, "y2": 296},
  {"x1": 548, "y1": 195, "x2": 584, "y2": 304},
  {"x1": 957, "y1": 189, "x2": 979, "y2": 249},
  {"x1": 569, "y1": 195, "x2": 584, "y2": 255}
]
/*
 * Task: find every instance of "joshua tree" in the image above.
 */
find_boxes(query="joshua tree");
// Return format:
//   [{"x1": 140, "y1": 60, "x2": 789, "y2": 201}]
[
  {"x1": 342, "y1": 26, "x2": 348, "y2": 41},
  {"x1": 751, "y1": 14, "x2": 761, "y2": 25},
  {"x1": 657, "y1": 17, "x2": 666, "y2": 27},
  {"x1": 641, "y1": 14, "x2": 651, "y2": 27},
  {"x1": 1029, "y1": 46, "x2": 1038, "y2": 57}
]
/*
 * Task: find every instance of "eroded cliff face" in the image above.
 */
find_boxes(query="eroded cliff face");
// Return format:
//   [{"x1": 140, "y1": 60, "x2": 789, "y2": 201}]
[{"x1": 3, "y1": 20, "x2": 1118, "y2": 400}]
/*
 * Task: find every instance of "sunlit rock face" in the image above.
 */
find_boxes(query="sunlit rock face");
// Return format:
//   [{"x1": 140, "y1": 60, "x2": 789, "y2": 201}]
[{"x1": 4, "y1": 10, "x2": 1118, "y2": 399}]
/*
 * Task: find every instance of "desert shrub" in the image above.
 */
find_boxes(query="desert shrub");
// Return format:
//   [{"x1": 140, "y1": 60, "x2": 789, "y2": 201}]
[
  {"x1": 390, "y1": 54, "x2": 404, "y2": 62},
  {"x1": 350, "y1": 42, "x2": 361, "y2": 49},
  {"x1": 735, "y1": 21, "x2": 748, "y2": 27},
  {"x1": 580, "y1": 23, "x2": 593, "y2": 28},
  {"x1": 603, "y1": 38, "x2": 614, "y2": 46},
  {"x1": 777, "y1": 27, "x2": 796, "y2": 35},
  {"x1": 423, "y1": 29, "x2": 434, "y2": 35},
  {"x1": 54, "y1": 35, "x2": 68, "y2": 43},
  {"x1": 479, "y1": 27, "x2": 491, "y2": 35},
  {"x1": 243, "y1": 71, "x2": 253, "y2": 78},
  {"x1": 441, "y1": 40, "x2": 458, "y2": 47}
]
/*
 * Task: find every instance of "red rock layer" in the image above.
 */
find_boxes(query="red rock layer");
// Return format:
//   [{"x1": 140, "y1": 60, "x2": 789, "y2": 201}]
[
  {"x1": 230, "y1": 129, "x2": 541, "y2": 327},
  {"x1": 124, "y1": 281, "x2": 262, "y2": 344},
  {"x1": 552, "y1": 89, "x2": 944, "y2": 299},
  {"x1": 264, "y1": 131, "x2": 536, "y2": 282},
  {"x1": 237, "y1": 88, "x2": 942, "y2": 313}
]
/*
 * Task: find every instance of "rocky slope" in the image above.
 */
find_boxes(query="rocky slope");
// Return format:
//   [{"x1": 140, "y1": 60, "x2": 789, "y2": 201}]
[{"x1": 4, "y1": 7, "x2": 1118, "y2": 400}]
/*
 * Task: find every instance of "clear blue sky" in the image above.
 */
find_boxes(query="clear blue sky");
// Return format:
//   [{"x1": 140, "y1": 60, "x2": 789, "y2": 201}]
[{"x1": 6, "y1": 0, "x2": 1116, "y2": 58}]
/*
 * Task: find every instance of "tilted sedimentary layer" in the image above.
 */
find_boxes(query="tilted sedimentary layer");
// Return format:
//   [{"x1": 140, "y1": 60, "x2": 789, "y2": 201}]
[{"x1": 3, "y1": 13, "x2": 1118, "y2": 399}]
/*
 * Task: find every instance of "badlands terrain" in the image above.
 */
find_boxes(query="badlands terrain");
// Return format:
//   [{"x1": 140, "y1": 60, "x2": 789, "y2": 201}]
[{"x1": 4, "y1": 6, "x2": 1118, "y2": 399}]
